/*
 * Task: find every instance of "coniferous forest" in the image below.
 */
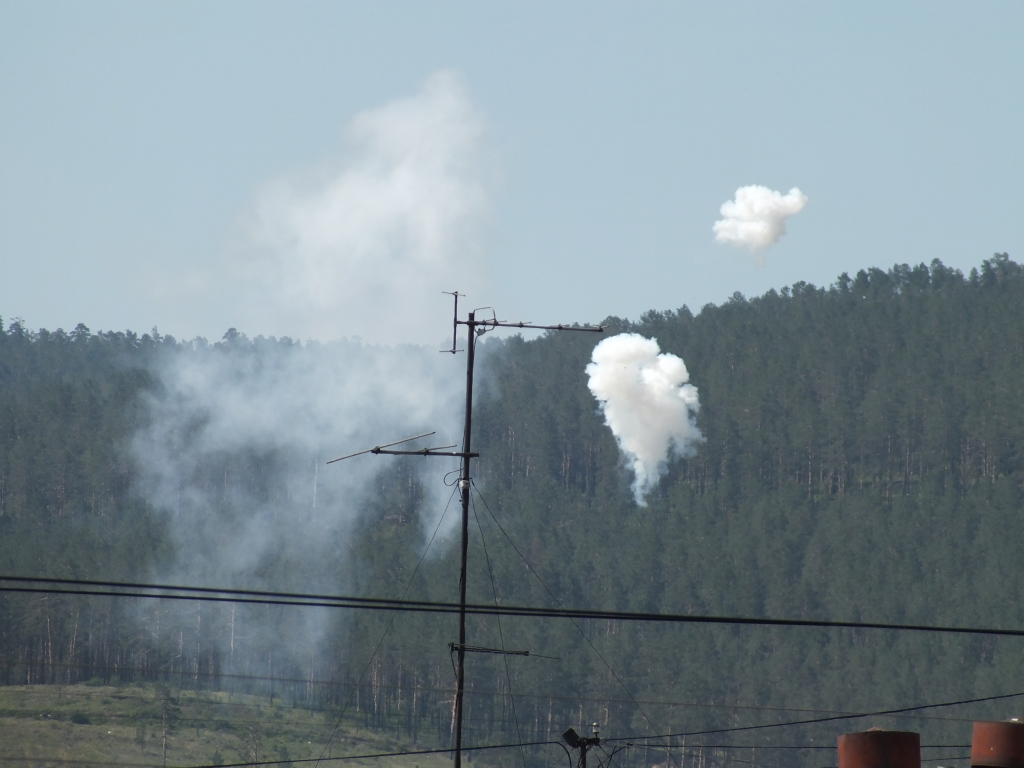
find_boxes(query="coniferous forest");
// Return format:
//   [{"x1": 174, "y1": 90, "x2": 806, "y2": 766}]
[{"x1": 2, "y1": 255, "x2": 1024, "y2": 768}]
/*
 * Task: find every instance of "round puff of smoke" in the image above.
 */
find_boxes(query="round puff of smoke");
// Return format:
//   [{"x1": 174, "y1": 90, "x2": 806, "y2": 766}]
[
  {"x1": 586, "y1": 333, "x2": 703, "y2": 505},
  {"x1": 713, "y1": 185, "x2": 808, "y2": 255}
]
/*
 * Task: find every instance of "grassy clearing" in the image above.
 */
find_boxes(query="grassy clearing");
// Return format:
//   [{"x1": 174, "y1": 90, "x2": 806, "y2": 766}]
[{"x1": 0, "y1": 683, "x2": 455, "y2": 768}]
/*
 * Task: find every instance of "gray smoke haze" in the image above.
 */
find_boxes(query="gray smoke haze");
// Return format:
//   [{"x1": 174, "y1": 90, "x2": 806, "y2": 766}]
[
  {"x1": 586, "y1": 333, "x2": 703, "y2": 505},
  {"x1": 234, "y1": 69, "x2": 491, "y2": 345},
  {"x1": 133, "y1": 338, "x2": 463, "y2": 584},
  {"x1": 129, "y1": 72, "x2": 489, "y2": 665},
  {"x1": 129, "y1": 337, "x2": 467, "y2": 680}
]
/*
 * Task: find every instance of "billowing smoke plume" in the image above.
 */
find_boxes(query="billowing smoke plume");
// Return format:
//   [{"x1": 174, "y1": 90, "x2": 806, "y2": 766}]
[
  {"x1": 133, "y1": 338, "x2": 463, "y2": 573},
  {"x1": 713, "y1": 185, "x2": 807, "y2": 257},
  {"x1": 586, "y1": 334, "x2": 703, "y2": 505},
  {"x1": 136, "y1": 70, "x2": 489, "y2": 582},
  {"x1": 131, "y1": 337, "x2": 465, "y2": 660},
  {"x1": 129, "y1": 72, "x2": 489, "y2": 670},
  {"x1": 237, "y1": 69, "x2": 490, "y2": 345}
]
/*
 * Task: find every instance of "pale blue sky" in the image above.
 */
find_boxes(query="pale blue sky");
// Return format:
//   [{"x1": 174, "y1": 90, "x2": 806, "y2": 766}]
[{"x1": 2, "y1": 2, "x2": 1022, "y2": 341}]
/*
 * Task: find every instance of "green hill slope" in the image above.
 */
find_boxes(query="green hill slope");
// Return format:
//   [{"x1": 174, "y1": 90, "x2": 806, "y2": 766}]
[{"x1": 2, "y1": 255, "x2": 1023, "y2": 768}]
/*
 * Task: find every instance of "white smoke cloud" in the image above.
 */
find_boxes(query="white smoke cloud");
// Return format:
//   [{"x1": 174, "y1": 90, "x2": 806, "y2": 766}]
[
  {"x1": 133, "y1": 338, "x2": 463, "y2": 579},
  {"x1": 237, "y1": 70, "x2": 491, "y2": 345},
  {"x1": 586, "y1": 333, "x2": 703, "y2": 505},
  {"x1": 713, "y1": 185, "x2": 807, "y2": 256},
  {"x1": 138, "y1": 71, "x2": 488, "y2": 588},
  {"x1": 130, "y1": 73, "x2": 489, "y2": 665},
  {"x1": 131, "y1": 336, "x2": 465, "y2": 654}
]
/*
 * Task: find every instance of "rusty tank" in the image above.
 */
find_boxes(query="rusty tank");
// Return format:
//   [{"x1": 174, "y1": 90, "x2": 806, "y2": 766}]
[
  {"x1": 972, "y1": 721, "x2": 1024, "y2": 768},
  {"x1": 838, "y1": 729, "x2": 920, "y2": 768}
]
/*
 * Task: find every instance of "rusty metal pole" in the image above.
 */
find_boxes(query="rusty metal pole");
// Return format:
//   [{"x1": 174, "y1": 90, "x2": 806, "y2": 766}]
[
  {"x1": 330, "y1": 297, "x2": 600, "y2": 768},
  {"x1": 446, "y1": 302, "x2": 599, "y2": 768},
  {"x1": 453, "y1": 311, "x2": 477, "y2": 768}
]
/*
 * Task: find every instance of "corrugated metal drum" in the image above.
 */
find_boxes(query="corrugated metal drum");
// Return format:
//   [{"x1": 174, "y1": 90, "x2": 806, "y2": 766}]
[
  {"x1": 838, "y1": 730, "x2": 920, "y2": 768},
  {"x1": 972, "y1": 721, "x2": 1024, "y2": 768}
]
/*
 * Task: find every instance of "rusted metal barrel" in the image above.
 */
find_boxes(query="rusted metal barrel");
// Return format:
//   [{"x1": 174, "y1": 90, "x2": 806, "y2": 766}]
[
  {"x1": 972, "y1": 721, "x2": 1024, "y2": 768},
  {"x1": 838, "y1": 729, "x2": 920, "y2": 768}
]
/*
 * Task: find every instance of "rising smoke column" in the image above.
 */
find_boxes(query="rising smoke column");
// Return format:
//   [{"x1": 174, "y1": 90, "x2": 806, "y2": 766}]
[
  {"x1": 137, "y1": 70, "x2": 489, "y2": 585},
  {"x1": 586, "y1": 333, "x2": 703, "y2": 505},
  {"x1": 713, "y1": 185, "x2": 807, "y2": 258},
  {"x1": 239, "y1": 69, "x2": 490, "y2": 345},
  {"x1": 128, "y1": 338, "x2": 463, "y2": 688},
  {"x1": 129, "y1": 72, "x2": 490, "y2": 669},
  {"x1": 133, "y1": 337, "x2": 462, "y2": 584}
]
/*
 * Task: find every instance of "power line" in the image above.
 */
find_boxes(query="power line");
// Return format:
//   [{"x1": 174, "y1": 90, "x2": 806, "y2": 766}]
[
  {"x1": 6, "y1": 575, "x2": 1024, "y2": 640},
  {"x1": 0, "y1": 760, "x2": 162, "y2": 767},
  {"x1": 469, "y1": 481, "x2": 683, "y2": 768},
  {"x1": 469, "y1": 489, "x2": 527, "y2": 768},
  {"x1": 201, "y1": 739, "x2": 563, "y2": 768},
  {"x1": 315, "y1": 484, "x2": 460, "y2": 768},
  {"x1": 608, "y1": 689, "x2": 1024, "y2": 741},
  {"x1": 0, "y1": 663, "x2": 987, "y2": 724},
  {"x1": 9, "y1": 675, "x2": 1012, "y2": 735},
  {"x1": 0, "y1": 707, "x2": 538, "y2": 732},
  {"x1": 641, "y1": 744, "x2": 973, "y2": 751},
  {"x1": 0, "y1": 741, "x2": 563, "y2": 768},
  {"x1": 0, "y1": 761, "x2": 162, "y2": 765}
]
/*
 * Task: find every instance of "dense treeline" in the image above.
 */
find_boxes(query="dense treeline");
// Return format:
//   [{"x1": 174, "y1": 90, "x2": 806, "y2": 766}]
[
  {"x1": 2, "y1": 256, "x2": 1024, "y2": 768},
  {"x1": 0, "y1": 324, "x2": 166, "y2": 689}
]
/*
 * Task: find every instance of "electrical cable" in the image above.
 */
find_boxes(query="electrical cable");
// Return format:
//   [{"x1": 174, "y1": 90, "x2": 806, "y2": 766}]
[
  {"x1": 3, "y1": 665, "x2": 994, "y2": 724},
  {"x1": 0, "y1": 665, "x2": 994, "y2": 725},
  {"x1": 314, "y1": 484, "x2": 459, "y2": 768},
  {"x1": 469, "y1": 489, "x2": 528, "y2": 768},
  {"x1": 192, "y1": 739, "x2": 563, "y2": 768},
  {"x1": 466, "y1": 482, "x2": 1024, "y2": 761},
  {"x1": 0, "y1": 760, "x2": 162, "y2": 767},
  {"x1": 0, "y1": 740, "x2": 564, "y2": 768},
  {"x1": 6, "y1": 576, "x2": 1024, "y2": 640},
  {"x1": 641, "y1": 744, "x2": 973, "y2": 751},
  {"x1": 470, "y1": 481, "x2": 683, "y2": 768},
  {"x1": 607, "y1": 689, "x2": 1024, "y2": 741},
  {"x1": 596, "y1": 742, "x2": 631, "y2": 768},
  {"x1": 0, "y1": 707, "x2": 542, "y2": 731}
]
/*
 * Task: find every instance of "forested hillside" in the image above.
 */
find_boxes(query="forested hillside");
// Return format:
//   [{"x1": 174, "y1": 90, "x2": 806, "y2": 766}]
[{"x1": 2, "y1": 255, "x2": 1024, "y2": 768}]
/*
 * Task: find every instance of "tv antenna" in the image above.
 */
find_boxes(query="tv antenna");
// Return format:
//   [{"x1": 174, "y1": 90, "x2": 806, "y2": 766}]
[{"x1": 330, "y1": 293, "x2": 603, "y2": 768}]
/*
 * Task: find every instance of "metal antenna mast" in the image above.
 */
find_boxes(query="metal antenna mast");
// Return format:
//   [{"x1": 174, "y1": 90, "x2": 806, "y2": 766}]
[
  {"x1": 447, "y1": 297, "x2": 602, "y2": 768},
  {"x1": 329, "y1": 294, "x2": 602, "y2": 768}
]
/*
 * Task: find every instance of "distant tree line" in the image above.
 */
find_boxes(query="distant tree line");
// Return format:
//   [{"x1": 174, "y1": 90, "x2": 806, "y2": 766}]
[{"x1": 2, "y1": 255, "x2": 1024, "y2": 768}]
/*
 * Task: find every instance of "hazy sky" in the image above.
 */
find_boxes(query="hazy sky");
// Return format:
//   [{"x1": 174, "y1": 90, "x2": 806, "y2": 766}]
[{"x1": 2, "y1": 2, "x2": 1022, "y2": 344}]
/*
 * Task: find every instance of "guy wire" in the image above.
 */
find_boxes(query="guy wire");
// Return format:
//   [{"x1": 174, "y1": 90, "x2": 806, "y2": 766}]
[
  {"x1": 470, "y1": 489, "x2": 528, "y2": 768},
  {"x1": 470, "y1": 480, "x2": 684, "y2": 768}
]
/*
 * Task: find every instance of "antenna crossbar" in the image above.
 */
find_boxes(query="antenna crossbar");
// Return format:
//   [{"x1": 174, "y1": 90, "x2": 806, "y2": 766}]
[
  {"x1": 457, "y1": 319, "x2": 604, "y2": 333},
  {"x1": 449, "y1": 642, "x2": 560, "y2": 660},
  {"x1": 371, "y1": 448, "x2": 478, "y2": 458},
  {"x1": 326, "y1": 432, "x2": 436, "y2": 464}
]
